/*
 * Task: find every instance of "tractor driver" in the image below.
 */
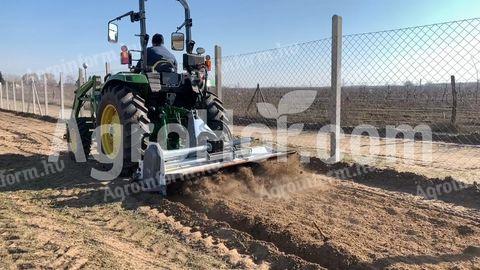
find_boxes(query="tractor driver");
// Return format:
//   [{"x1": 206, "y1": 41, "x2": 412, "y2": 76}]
[{"x1": 147, "y1": 34, "x2": 178, "y2": 72}]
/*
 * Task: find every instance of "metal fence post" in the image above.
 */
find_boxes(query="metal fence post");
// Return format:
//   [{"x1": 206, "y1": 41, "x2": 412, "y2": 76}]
[
  {"x1": 60, "y1": 72, "x2": 65, "y2": 119},
  {"x1": 215, "y1": 45, "x2": 223, "y2": 101},
  {"x1": 6, "y1": 82, "x2": 9, "y2": 110},
  {"x1": 21, "y1": 80, "x2": 25, "y2": 113},
  {"x1": 330, "y1": 15, "x2": 343, "y2": 163},
  {"x1": 13, "y1": 82, "x2": 17, "y2": 111},
  {"x1": 44, "y1": 74, "x2": 49, "y2": 115},
  {"x1": 0, "y1": 82, "x2": 3, "y2": 109}
]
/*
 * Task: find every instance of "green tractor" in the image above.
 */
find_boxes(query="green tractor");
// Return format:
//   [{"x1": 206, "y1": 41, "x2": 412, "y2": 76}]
[{"x1": 67, "y1": 0, "x2": 286, "y2": 195}]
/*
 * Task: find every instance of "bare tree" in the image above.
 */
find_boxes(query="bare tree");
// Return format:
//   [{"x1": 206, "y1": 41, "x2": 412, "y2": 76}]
[
  {"x1": 442, "y1": 83, "x2": 448, "y2": 103},
  {"x1": 22, "y1": 73, "x2": 40, "y2": 85},
  {"x1": 43, "y1": 73, "x2": 57, "y2": 86},
  {"x1": 65, "y1": 75, "x2": 76, "y2": 85}
]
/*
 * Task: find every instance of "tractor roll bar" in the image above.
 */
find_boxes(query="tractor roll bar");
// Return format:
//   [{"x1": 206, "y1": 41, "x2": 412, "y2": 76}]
[
  {"x1": 177, "y1": 0, "x2": 194, "y2": 54},
  {"x1": 108, "y1": 0, "x2": 195, "y2": 72}
]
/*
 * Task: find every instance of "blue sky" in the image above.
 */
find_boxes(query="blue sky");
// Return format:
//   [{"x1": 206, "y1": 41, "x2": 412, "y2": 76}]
[{"x1": 1, "y1": 0, "x2": 480, "y2": 77}]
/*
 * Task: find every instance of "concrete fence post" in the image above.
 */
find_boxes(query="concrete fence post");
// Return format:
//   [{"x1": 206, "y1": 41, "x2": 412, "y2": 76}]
[
  {"x1": 105, "y1": 62, "x2": 111, "y2": 76},
  {"x1": 329, "y1": 15, "x2": 343, "y2": 163},
  {"x1": 21, "y1": 80, "x2": 25, "y2": 113},
  {"x1": 78, "y1": 68, "x2": 85, "y2": 88},
  {"x1": 32, "y1": 78, "x2": 36, "y2": 115},
  {"x1": 13, "y1": 82, "x2": 17, "y2": 111},
  {"x1": 44, "y1": 74, "x2": 49, "y2": 115},
  {"x1": 214, "y1": 45, "x2": 223, "y2": 101},
  {"x1": 60, "y1": 72, "x2": 65, "y2": 119},
  {"x1": 0, "y1": 82, "x2": 3, "y2": 109},
  {"x1": 6, "y1": 82, "x2": 10, "y2": 110}
]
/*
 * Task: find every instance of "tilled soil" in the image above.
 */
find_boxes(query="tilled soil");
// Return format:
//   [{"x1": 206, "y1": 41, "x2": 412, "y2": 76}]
[
  {"x1": 174, "y1": 160, "x2": 480, "y2": 270},
  {"x1": 0, "y1": 110, "x2": 480, "y2": 269}
]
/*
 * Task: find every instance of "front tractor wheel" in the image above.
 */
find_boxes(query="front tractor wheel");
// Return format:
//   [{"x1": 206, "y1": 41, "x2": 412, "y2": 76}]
[
  {"x1": 67, "y1": 118, "x2": 92, "y2": 161},
  {"x1": 96, "y1": 85, "x2": 150, "y2": 176}
]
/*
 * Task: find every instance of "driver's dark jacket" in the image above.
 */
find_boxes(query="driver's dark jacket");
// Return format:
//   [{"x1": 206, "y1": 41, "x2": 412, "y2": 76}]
[{"x1": 146, "y1": 45, "x2": 178, "y2": 70}]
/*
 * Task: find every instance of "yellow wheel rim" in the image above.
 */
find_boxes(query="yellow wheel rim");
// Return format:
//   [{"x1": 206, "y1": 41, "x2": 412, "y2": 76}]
[{"x1": 100, "y1": 104, "x2": 121, "y2": 159}]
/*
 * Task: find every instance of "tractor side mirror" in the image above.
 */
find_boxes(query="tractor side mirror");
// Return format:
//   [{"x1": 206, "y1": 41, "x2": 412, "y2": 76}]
[
  {"x1": 108, "y1": 23, "x2": 119, "y2": 43},
  {"x1": 171, "y1": 32, "x2": 185, "y2": 51}
]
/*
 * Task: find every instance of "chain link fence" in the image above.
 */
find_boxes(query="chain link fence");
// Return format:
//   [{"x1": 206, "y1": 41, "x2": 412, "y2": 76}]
[
  {"x1": 342, "y1": 18, "x2": 480, "y2": 140},
  {"x1": 221, "y1": 39, "x2": 333, "y2": 156},
  {"x1": 219, "y1": 17, "x2": 480, "y2": 182}
]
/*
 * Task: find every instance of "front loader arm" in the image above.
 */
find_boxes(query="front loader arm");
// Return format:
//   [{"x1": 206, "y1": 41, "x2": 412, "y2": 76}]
[{"x1": 70, "y1": 76, "x2": 102, "y2": 120}]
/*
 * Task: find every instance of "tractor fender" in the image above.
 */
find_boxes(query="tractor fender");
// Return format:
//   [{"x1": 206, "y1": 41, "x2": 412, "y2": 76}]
[{"x1": 102, "y1": 72, "x2": 150, "y2": 95}]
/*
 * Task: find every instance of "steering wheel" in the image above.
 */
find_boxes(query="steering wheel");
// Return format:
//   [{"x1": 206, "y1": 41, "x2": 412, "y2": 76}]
[{"x1": 152, "y1": 60, "x2": 175, "y2": 73}]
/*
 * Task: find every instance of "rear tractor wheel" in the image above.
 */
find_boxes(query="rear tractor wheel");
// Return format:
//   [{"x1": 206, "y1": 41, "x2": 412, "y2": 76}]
[
  {"x1": 96, "y1": 84, "x2": 150, "y2": 176},
  {"x1": 202, "y1": 91, "x2": 232, "y2": 141}
]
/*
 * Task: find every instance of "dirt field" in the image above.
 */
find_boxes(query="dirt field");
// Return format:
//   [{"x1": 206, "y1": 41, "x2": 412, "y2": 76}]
[
  {"x1": 231, "y1": 124, "x2": 480, "y2": 185},
  {"x1": 1, "y1": 110, "x2": 480, "y2": 269}
]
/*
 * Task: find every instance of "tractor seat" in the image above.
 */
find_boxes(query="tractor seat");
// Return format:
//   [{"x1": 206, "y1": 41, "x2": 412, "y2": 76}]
[
  {"x1": 147, "y1": 59, "x2": 182, "y2": 92},
  {"x1": 147, "y1": 72, "x2": 182, "y2": 92}
]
